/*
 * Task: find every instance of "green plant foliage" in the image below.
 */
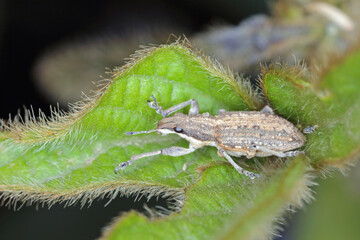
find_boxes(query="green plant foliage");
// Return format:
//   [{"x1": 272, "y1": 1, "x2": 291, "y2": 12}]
[
  {"x1": 0, "y1": 41, "x2": 359, "y2": 240},
  {"x1": 102, "y1": 158, "x2": 311, "y2": 240},
  {"x1": 0, "y1": 43, "x2": 254, "y2": 205},
  {"x1": 290, "y1": 170, "x2": 360, "y2": 240},
  {"x1": 262, "y1": 50, "x2": 360, "y2": 169}
]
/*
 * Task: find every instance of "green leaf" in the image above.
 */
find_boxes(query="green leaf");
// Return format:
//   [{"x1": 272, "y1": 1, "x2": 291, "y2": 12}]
[
  {"x1": 0, "y1": 42, "x2": 258, "y2": 206},
  {"x1": 2, "y1": 40, "x2": 359, "y2": 240},
  {"x1": 101, "y1": 156, "x2": 313, "y2": 240},
  {"x1": 261, "y1": 52, "x2": 360, "y2": 170},
  {"x1": 0, "y1": 41, "x2": 315, "y2": 240},
  {"x1": 290, "y1": 170, "x2": 360, "y2": 240}
]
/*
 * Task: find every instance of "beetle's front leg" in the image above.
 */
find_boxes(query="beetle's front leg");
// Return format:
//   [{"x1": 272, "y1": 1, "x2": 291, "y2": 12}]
[
  {"x1": 218, "y1": 149, "x2": 261, "y2": 179},
  {"x1": 115, "y1": 146, "x2": 196, "y2": 173},
  {"x1": 147, "y1": 95, "x2": 199, "y2": 118}
]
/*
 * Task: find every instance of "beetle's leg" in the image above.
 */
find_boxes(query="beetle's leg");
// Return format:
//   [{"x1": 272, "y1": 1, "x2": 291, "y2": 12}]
[
  {"x1": 115, "y1": 146, "x2": 196, "y2": 173},
  {"x1": 148, "y1": 95, "x2": 199, "y2": 118},
  {"x1": 163, "y1": 99, "x2": 199, "y2": 116},
  {"x1": 303, "y1": 125, "x2": 318, "y2": 134},
  {"x1": 147, "y1": 95, "x2": 165, "y2": 117},
  {"x1": 245, "y1": 146, "x2": 257, "y2": 159},
  {"x1": 115, "y1": 150, "x2": 161, "y2": 173},
  {"x1": 260, "y1": 105, "x2": 274, "y2": 114},
  {"x1": 218, "y1": 149, "x2": 261, "y2": 179},
  {"x1": 252, "y1": 145, "x2": 305, "y2": 157}
]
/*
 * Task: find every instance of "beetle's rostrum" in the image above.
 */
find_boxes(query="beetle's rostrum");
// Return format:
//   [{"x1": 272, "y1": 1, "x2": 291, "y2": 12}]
[{"x1": 116, "y1": 96, "x2": 308, "y2": 179}]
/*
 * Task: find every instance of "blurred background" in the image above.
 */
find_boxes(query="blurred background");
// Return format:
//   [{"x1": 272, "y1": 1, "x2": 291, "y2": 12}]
[
  {"x1": 0, "y1": 0, "x2": 359, "y2": 239},
  {"x1": 0, "y1": 0, "x2": 268, "y2": 117}
]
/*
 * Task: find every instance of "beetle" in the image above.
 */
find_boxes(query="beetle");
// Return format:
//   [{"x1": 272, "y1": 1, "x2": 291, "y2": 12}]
[{"x1": 115, "y1": 96, "x2": 307, "y2": 179}]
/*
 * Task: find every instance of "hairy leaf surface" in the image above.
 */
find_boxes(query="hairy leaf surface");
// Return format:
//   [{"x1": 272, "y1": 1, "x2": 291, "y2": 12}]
[{"x1": 2, "y1": 42, "x2": 359, "y2": 240}]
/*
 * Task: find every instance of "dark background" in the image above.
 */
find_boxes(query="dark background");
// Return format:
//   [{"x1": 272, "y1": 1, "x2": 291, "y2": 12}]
[
  {"x1": 0, "y1": 0, "x2": 269, "y2": 239},
  {"x1": 0, "y1": 0, "x2": 268, "y2": 119}
]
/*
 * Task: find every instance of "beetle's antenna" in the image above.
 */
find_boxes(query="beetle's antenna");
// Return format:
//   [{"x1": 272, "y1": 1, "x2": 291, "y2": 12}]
[{"x1": 125, "y1": 130, "x2": 156, "y2": 135}]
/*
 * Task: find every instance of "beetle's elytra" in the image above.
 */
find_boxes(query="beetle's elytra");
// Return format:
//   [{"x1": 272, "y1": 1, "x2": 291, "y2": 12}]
[{"x1": 115, "y1": 96, "x2": 308, "y2": 179}]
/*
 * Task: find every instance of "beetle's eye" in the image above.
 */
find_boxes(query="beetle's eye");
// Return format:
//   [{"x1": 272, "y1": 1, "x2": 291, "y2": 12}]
[{"x1": 173, "y1": 127, "x2": 183, "y2": 133}]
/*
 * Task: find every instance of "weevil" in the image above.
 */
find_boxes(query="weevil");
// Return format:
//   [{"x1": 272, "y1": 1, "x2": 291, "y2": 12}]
[{"x1": 115, "y1": 96, "x2": 308, "y2": 179}]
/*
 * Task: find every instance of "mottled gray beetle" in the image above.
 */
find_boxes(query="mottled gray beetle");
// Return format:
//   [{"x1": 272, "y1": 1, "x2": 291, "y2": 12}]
[{"x1": 115, "y1": 96, "x2": 307, "y2": 179}]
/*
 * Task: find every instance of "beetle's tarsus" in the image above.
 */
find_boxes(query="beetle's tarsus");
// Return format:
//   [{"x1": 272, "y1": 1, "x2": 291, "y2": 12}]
[
  {"x1": 115, "y1": 162, "x2": 129, "y2": 173},
  {"x1": 148, "y1": 96, "x2": 167, "y2": 117},
  {"x1": 303, "y1": 125, "x2": 318, "y2": 134},
  {"x1": 125, "y1": 130, "x2": 156, "y2": 135},
  {"x1": 244, "y1": 171, "x2": 261, "y2": 179},
  {"x1": 148, "y1": 96, "x2": 200, "y2": 118},
  {"x1": 219, "y1": 149, "x2": 261, "y2": 179}
]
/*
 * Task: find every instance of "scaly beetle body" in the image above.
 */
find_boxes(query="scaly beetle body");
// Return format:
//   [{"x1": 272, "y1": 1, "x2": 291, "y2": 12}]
[
  {"x1": 115, "y1": 96, "x2": 308, "y2": 179},
  {"x1": 157, "y1": 111, "x2": 305, "y2": 157}
]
